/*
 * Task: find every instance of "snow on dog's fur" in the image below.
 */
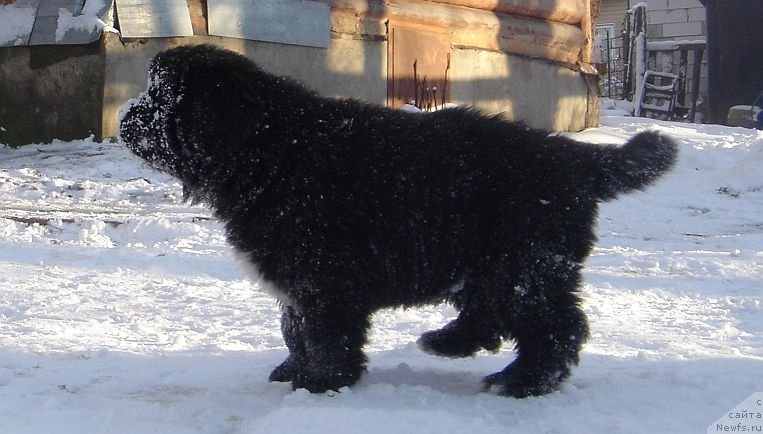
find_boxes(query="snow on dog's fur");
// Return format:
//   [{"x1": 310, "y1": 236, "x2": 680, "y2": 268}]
[{"x1": 119, "y1": 44, "x2": 677, "y2": 398}]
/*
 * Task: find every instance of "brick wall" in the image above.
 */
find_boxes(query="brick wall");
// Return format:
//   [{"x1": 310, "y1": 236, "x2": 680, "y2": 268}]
[
  {"x1": 646, "y1": 0, "x2": 706, "y2": 40},
  {"x1": 644, "y1": 0, "x2": 708, "y2": 119}
]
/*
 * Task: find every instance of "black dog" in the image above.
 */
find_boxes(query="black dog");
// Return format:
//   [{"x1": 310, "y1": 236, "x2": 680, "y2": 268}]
[{"x1": 120, "y1": 44, "x2": 677, "y2": 398}]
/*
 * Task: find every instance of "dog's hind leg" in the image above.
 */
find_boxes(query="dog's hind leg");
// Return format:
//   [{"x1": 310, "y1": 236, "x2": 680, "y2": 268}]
[
  {"x1": 417, "y1": 286, "x2": 503, "y2": 358},
  {"x1": 482, "y1": 252, "x2": 589, "y2": 398},
  {"x1": 272, "y1": 300, "x2": 371, "y2": 393}
]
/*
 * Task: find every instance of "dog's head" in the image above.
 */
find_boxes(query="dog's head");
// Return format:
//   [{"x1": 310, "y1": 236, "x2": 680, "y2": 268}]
[
  {"x1": 120, "y1": 45, "x2": 324, "y2": 207},
  {"x1": 119, "y1": 45, "x2": 291, "y2": 187},
  {"x1": 118, "y1": 46, "x2": 191, "y2": 179}
]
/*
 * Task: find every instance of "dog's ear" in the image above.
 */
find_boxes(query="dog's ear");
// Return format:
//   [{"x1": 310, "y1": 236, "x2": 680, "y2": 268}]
[
  {"x1": 177, "y1": 51, "x2": 264, "y2": 127},
  {"x1": 171, "y1": 49, "x2": 290, "y2": 162}
]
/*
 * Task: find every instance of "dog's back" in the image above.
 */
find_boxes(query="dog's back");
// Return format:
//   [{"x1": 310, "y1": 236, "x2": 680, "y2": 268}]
[{"x1": 395, "y1": 107, "x2": 678, "y2": 207}]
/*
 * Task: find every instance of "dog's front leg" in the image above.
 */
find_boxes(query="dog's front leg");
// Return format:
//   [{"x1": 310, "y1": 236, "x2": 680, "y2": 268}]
[
  {"x1": 271, "y1": 301, "x2": 371, "y2": 393},
  {"x1": 269, "y1": 306, "x2": 307, "y2": 383}
]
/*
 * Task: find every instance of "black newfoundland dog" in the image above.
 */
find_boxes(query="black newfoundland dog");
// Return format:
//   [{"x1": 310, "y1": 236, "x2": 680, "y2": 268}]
[{"x1": 120, "y1": 44, "x2": 677, "y2": 398}]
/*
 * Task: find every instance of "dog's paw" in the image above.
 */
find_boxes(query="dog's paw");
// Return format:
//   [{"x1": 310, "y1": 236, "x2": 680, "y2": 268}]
[
  {"x1": 291, "y1": 366, "x2": 365, "y2": 394},
  {"x1": 269, "y1": 354, "x2": 302, "y2": 383},
  {"x1": 417, "y1": 330, "x2": 484, "y2": 358},
  {"x1": 482, "y1": 362, "x2": 567, "y2": 398},
  {"x1": 417, "y1": 325, "x2": 501, "y2": 358}
]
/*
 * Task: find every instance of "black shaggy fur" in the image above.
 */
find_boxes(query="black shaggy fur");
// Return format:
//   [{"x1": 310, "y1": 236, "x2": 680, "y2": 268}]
[{"x1": 119, "y1": 44, "x2": 678, "y2": 398}]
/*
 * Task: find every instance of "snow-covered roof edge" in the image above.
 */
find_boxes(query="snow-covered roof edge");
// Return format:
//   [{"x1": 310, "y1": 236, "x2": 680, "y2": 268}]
[{"x1": 0, "y1": 0, "x2": 111, "y2": 47}]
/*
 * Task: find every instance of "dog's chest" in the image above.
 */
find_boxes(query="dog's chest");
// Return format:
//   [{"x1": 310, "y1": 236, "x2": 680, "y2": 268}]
[{"x1": 233, "y1": 250, "x2": 294, "y2": 306}]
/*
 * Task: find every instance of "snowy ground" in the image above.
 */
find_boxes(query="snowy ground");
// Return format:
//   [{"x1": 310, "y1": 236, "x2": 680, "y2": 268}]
[{"x1": 1, "y1": 116, "x2": 761, "y2": 433}]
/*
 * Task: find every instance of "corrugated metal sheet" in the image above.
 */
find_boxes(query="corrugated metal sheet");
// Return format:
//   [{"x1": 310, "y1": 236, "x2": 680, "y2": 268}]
[
  {"x1": 0, "y1": 0, "x2": 109, "y2": 46},
  {"x1": 3, "y1": 0, "x2": 329, "y2": 46},
  {"x1": 30, "y1": 0, "x2": 86, "y2": 44},
  {"x1": 31, "y1": 0, "x2": 109, "y2": 45},
  {"x1": 115, "y1": 0, "x2": 193, "y2": 38},
  {"x1": 0, "y1": 0, "x2": 38, "y2": 46},
  {"x1": 208, "y1": 0, "x2": 330, "y2": 48}
]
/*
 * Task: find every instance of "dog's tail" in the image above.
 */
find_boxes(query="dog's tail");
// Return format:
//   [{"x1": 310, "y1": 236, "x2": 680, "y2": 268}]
[{"x1": 596, "y1": 131, "x2": 678, "y2": 201}]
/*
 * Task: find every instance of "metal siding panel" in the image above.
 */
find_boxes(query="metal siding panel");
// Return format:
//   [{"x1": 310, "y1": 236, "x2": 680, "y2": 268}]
[
  {"x1": 28, "y1": 16, "x2": 60, "y2": 44},
  {"x1": 12, "y1": 0, "x2": 42, "y2": 6},
  {"x1": 26, "y1": 0, "x2": 110, "y2": 45},
  {"x1": 0, "y1": 2, "x2": 38, "y2": 46},
  {"x1": 208, "y1": 0, "x2": 330, "y2": 48},
  {"x1": 28, "y1": 0, "x2": 78, "y2": 45},
  {"x1": 57, "y1": 0, "x2": 111, "y2": 44},
  {"x1": 29, "y1": 0, "x2": 76, "y2": 45},
  {"x1": 115, "y1": 0, "x2": 194, "y2": 38},
  {"x1": 34, "y1": 0, "x2": 81, "y2": 16}
]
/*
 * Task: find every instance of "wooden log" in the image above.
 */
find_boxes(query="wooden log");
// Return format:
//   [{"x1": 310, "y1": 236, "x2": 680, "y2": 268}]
[
  {"x1": 328, "y1": 0, "x2": 585, "y2": 25},
  {"x1": 424, "y1": 0, "x2": 585, "y2": 25},
  {"x1": 329, "y1": 0, "x2": 585, "y2": 64}
]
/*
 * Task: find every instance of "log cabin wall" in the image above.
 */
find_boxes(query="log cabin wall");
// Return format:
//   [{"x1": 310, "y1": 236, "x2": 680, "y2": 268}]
[
  {"x1": 328, "y1": 0, "x2": 595, "y2": 130},
  {"x1": 0, "y1": 0, "x2": 598, "y2": 145}
]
